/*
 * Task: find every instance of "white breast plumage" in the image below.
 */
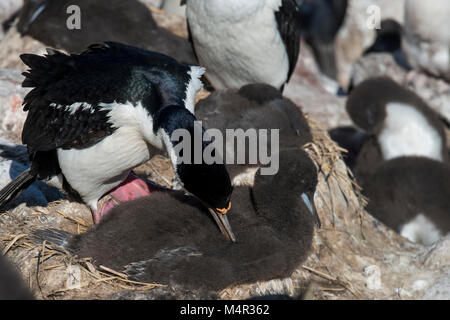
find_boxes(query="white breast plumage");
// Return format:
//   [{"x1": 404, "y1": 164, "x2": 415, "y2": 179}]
[
  {"x1": 187, "y1": 0, "x2": 289, "y2": 90},
  {"x1": 57, "y1": 101, "x2": 161, "y2": 209}
]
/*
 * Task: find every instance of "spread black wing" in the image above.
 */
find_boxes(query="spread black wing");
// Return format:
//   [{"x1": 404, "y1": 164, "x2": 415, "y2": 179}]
[
  {"x1": 21, "y1": 46, "x2": 121, "y2": 152},
  {"x1": 275, "y1": 0, "x2": 302, "y2": 83}
]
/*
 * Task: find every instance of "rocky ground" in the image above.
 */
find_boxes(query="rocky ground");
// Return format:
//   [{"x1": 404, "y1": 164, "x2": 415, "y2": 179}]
[{"x1": 0, "y1": 0, "x2": 449, "y2": 300}]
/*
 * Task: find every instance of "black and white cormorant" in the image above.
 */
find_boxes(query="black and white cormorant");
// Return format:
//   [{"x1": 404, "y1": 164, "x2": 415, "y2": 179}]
[
  {"x1": 0, "y1": 42, "x2": 235, "y2": 241},
  {"x1": 183, "y1": 0, "x2": 302, "y2": 91}
]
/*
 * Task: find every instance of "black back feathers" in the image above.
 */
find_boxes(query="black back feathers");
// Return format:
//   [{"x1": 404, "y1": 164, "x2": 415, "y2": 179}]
[
  {"x1": 17, "y1": 0, "x2": 196, "y2": 64},
  {"x1": 33, "y1": 150, "x2": 317, "y2": 292},
  {"x1": 20, "y1": 42, "x2": 192, "y2": 152}
]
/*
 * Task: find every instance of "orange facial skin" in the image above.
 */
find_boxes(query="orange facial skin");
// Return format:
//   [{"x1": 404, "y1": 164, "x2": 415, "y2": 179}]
[{"x1": 216, "y1": 202, "x2": 231, "y2": 215}]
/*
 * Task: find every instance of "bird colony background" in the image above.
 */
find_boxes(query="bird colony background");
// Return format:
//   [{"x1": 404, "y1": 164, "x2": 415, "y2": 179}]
[{"x1": 0, "y1": 0, "x2": 449, "y2": 300}]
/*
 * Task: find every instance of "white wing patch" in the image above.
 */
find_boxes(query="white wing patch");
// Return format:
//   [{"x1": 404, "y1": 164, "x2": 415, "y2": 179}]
[
  {"x1": 99, "y1": 101, "x2": 163, "y2": 149},
  {"x1": 184, "y1": 66, "x2": 205, "y2": 114},
  {"x1": 50, "y1": 102, "x2": 94, "y2": 114}
]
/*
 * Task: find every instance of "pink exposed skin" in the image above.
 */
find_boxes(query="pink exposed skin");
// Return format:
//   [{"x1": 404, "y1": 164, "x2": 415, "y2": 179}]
[
  {"x1": 90, "y1": 173, "x2": 236, "y2": 242},
  {"x1": 92, "y1": 172, "x2": 166, "y2": 224}
]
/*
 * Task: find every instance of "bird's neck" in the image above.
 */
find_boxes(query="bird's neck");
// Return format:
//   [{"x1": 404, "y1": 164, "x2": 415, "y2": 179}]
[{"x1": 153, "y1": 105, "x2": 207, "y2": 186}]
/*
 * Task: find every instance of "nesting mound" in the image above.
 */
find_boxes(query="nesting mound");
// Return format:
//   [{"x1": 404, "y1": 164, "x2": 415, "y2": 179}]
[
  {"x1": 0, "y1": 117, "x2": 332, "y2": 299},
  {"x1": 33, "y1": 168, "x2": 314, "y2": 293}
]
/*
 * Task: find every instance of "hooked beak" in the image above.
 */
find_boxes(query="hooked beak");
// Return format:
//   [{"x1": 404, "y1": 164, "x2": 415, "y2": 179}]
[
  {"x1": 207, "y1": 202, "x2": 236, "y2": 242},
  {"x1": 301, "y1": 191, "x2": 321, "y2": 228}
]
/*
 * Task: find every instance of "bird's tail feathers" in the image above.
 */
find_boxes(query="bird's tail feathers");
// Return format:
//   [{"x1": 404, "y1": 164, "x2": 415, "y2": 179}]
[
  {"x1": 29, "y1": 228, "x2": 72, "y2": 249},
  {"x1": 0, "y1": 169, "x2": 36, "y2": 210}
]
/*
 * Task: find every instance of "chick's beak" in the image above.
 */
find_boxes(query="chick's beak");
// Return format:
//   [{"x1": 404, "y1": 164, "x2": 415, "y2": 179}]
[
  {"x1": 301, "y1": 191, "x2": 321, "y2": 228},
  {"x1": 208, "y1": 202, "x2": 236, "y2": 242}
]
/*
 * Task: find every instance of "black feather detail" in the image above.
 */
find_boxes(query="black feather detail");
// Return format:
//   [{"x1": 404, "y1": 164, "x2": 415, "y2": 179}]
[
  {"x1": 20, "y1": 42, "x2": 192, "y2": 151},
  {"x1": 30, "y1": 228, "x2": 73, "y2": 248},
  {"x1": 22, "y1": 103, "x2": 114, "y2": 151},
  {"x1": 17, "y1": 0, "x2": 197, "y2": 65},
  {"x1": 82, "y1": 42, "x2": 112, "y2": 54},
  {"x1": 275, "y1": 0, "x2": 302, "y2": 83},
  {"x1": 29, "y1": 150, "x2": 61, "y2": 180}
]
